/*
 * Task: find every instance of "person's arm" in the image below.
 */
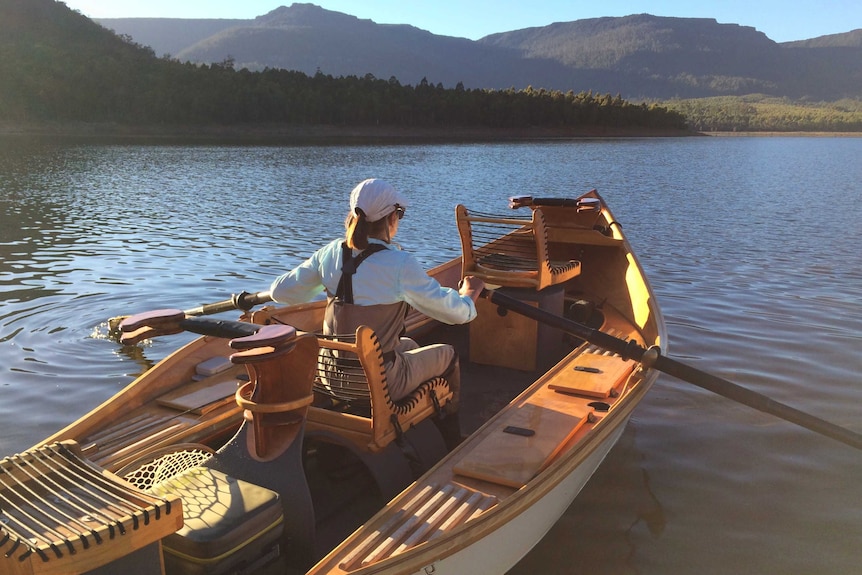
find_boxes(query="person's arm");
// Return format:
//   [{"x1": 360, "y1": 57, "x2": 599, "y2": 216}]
[
  {"x1": 397, "y1": 255, "x2": 481, "y2": 324},
  {"x1": 270, "y1": 246, "x2": 330, "y2": 304}
]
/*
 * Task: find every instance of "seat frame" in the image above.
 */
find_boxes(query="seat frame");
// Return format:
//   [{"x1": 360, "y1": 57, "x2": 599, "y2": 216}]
[{"x1": 307, "y1": 325, "x2": 454, "y2": 454}]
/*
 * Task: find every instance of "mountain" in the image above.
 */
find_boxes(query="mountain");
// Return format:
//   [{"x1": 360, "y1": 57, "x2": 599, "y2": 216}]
[
  {"x1": 94, "y1": 4, "x2": 862, "y2": 101},
  {"x1": 479, "y1": 15, "x2": 787, "y2": 97},
  {"x1": 782, "y1": 29, "x2": 862, "y2": 48},
  {"x1": 162, "y1": 4, "x2": 571, "y2": 90}
]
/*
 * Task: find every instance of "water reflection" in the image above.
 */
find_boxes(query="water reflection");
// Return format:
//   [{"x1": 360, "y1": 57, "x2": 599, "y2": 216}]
[{"x1": 1, "y1": 136, "x2": 861, "y2": 574}]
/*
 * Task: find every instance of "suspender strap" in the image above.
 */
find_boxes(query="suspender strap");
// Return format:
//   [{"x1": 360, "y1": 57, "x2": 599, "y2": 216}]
[{"x1": 335, "y1": 242, "x2": 388, "y2": 304}]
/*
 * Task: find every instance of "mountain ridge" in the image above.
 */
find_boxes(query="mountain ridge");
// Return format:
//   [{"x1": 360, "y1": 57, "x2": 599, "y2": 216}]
[{"x1": 95, "y1": 4, "x2": 861, "y2": 101}]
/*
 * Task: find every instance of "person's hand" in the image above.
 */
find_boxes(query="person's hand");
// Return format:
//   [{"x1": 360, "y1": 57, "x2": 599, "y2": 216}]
[{"x1": 458, "y1": 275, "x2": 485, "y2": 302}]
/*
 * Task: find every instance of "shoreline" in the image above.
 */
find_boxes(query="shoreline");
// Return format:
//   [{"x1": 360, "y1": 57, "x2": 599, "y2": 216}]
[
  {"x1": 703, "y1": 131, "x2": 862, "y2": 137},
  {"x1": 3, "y1": 123, "x2": 858, "y2": 143},
  {"x1": 0, "y1": 122, "x2": 697, "y2": 143}
]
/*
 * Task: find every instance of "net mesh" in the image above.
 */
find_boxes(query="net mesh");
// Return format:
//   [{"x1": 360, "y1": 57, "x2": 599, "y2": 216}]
[{"x1": 122, "y1": 446, "x2": 214, "y2": 491}]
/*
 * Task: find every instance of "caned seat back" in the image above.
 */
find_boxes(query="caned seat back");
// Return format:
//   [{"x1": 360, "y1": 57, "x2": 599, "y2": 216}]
[{"x1": 455, "y1": 204, "x2": 581, "y2": 291}]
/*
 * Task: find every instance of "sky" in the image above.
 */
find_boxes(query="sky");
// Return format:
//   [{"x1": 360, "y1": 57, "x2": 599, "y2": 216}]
[{"x1": 61, "y1": 0, "x2": 861, "y2": 43}]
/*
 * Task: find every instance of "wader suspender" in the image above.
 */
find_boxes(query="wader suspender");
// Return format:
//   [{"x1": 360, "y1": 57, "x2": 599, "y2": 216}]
[{"x1": 335, "y1": 242, "x2": 388, "y2": 304}]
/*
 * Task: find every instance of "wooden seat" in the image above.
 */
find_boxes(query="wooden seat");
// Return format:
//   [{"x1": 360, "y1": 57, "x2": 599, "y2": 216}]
[
  {"x1": 307, "y1": 325, "x2": 454, "y2": 453},
  {"x1": 455, "y1": 204, "x2": 581, "y2": 291}
]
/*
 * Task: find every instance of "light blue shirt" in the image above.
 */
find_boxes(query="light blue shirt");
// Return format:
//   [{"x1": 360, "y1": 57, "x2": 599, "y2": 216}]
[{"x1": 270, "y1": 238, "x2": 477, "y2": 325}]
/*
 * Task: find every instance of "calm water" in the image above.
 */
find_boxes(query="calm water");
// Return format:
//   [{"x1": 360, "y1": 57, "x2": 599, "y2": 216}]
[{"x1": 1, "y1": 136, "x2": 861, "y2": 574}]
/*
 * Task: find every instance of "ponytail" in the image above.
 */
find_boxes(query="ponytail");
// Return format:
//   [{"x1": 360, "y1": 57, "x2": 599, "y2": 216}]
[
  {"x1": 345, "y1": 207, "x2": 391, "y2": 250},
  {"x1": 345, "y1": 208, "x2": 370, "y2": 250}
]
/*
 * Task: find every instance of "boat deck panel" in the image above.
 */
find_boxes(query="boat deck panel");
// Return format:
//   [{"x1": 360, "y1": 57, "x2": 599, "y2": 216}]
[
  {"x1": 79, "y1": 369, "x2": 246, "y2": 472},
  {"x1": 155, "y1": 367, "x2": 243, "y2": 414},
  {"x1": 547, "y1": 353, "x2": 635, "y2": 398},
  {"x1": 453, "y1": 400, "x2": 591, "y2": 488}
]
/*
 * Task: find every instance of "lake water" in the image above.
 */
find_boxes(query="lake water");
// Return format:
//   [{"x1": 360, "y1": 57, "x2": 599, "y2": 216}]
[{"x1": 1, "y1": 135, "x2": 861, "y2": 574}]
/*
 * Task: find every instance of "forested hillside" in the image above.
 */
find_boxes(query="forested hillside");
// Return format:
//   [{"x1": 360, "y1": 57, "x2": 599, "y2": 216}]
[
  {"x1": 665, "y1": 96, "x2": 862, "y2": 132},
  {"x1": 0, "y1": 0, "x2": 687, "y2": 134}
]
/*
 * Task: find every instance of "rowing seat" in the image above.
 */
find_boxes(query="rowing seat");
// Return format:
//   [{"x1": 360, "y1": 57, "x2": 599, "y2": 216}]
[
  {"x1": 455, "y1": 204, "x2": 581, "y2": 291},
  {"x1": 308, "y1": 325, "x2": 453, "y2": 453},
  {"x1": 0, "y1": 440, "x2": 181, "y2": 575},
  {"x1": 306, "y1": 325, "x2": 453, "y2": 496}
]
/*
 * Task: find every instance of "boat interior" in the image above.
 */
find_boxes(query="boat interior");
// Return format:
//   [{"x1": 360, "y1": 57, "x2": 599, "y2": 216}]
[{"x1": 1, "y1": 192, "x2": 662, "y2": 575}]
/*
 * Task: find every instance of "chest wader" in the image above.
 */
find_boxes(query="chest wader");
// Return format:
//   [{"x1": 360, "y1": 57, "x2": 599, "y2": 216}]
[{"x1": 324, "y1": 243, "x2": 462, "y2": 451}]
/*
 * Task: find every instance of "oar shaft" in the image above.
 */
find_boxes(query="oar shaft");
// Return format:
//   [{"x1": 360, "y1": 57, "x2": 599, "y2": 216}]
[
  {"x1": 185, "y1": 290, "x2": 272, "y2": 316},
  {"x1": 481, "y1": 288, "x2": 862, "y2": 451},
  {"x1": 481, "y1": 288, "x2": 644, "y2": 359},
  {"x1": 653, "y1": 355, "x2": 862, "y2": 450}
]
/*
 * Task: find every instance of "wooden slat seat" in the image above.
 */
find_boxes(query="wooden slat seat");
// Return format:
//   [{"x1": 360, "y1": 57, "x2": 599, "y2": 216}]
[
  {"x1": 307, "y1": 325, "x2": 454, "y2": 453},
  {"x1": 336, "y1": 482, "x2": 498, "y2": 571},
  {"x1": 456, "y1": 204, "x2": 581, "y2": 291},
  {"x1": 0, "y1": 441, "x2": 181, "y2": 575}
]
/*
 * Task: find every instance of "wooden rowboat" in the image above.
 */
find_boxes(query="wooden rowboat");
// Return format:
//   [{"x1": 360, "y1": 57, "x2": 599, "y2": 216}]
[{"x1": 1, "y1": 189, "x2": 665, "y2": 575}]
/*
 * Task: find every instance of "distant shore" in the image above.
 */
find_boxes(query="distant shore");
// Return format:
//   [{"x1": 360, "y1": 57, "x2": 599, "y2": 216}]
[
  {"x1": 703, "y1": 131, "x2": 862, "y2": 137},
  {"x1": 0, "y1": 122, "x2": 698, "y2": 143},
  {"x1": 4, "y1": 123, "x2": 858, "y2": 142}
]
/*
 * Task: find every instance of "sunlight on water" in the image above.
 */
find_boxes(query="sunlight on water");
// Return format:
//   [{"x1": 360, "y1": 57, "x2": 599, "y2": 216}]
[{"x1": 1, "y1": 136, "x2": 861, "y2": 574}]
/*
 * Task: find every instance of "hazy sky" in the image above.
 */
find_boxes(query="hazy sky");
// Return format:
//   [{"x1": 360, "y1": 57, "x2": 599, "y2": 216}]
[{"x1": 62, "y1": 0, "x2": 860, "y2": 43}]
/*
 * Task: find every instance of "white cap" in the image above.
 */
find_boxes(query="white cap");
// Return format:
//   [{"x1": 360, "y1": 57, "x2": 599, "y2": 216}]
[{"x1": 349, "y1": 179, "x2": 409, "y2": 222}]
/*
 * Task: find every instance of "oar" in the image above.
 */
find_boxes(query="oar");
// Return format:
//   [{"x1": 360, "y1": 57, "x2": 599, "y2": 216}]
[
  {"x1": 107, "y1": 290, "x2": 273, "y2": 332},
  {"x1": 481, "y1": 288, "x2": 862, "y2": 451}
]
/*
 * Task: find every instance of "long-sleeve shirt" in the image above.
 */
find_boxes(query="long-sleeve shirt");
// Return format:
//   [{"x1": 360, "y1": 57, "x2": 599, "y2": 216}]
[{"x1": 269, "y1": 238, "x2": 476, "y2": 325}]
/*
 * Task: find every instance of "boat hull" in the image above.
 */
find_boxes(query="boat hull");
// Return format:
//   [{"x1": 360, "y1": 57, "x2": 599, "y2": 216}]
[{"x1": 406, "y1": 415, "x2": 631, "y2": 575}]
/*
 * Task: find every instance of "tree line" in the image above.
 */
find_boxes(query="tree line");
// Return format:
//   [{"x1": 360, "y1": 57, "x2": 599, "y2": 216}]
[{"x1": 1, "y1": 52, "x2": 687, "y2": 132}]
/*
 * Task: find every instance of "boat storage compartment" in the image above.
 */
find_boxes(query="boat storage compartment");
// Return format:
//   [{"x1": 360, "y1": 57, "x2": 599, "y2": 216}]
[
  {"x1": 148, "y1": 466, "x2": 284, "y2": 575},
  {"x1": 470, "y1": 285, "x2": 565, "y2": 371}
]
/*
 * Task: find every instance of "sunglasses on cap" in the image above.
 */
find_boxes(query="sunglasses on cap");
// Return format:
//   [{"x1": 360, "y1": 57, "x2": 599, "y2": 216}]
[{"x1": 394, "y1": 204, "x2": 406, "y2": 219}]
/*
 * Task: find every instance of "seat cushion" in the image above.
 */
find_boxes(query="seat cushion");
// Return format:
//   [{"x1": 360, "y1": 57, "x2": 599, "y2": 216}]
[{"x1": 149, "y1": 466, "x2": 283, "y2": 564}]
